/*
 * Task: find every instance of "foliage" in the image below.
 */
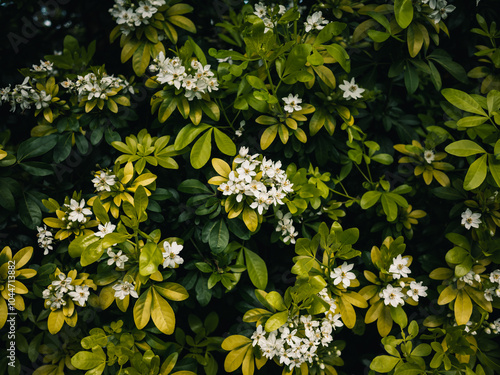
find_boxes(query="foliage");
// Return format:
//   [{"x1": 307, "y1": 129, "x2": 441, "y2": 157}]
[{"x1": 1, "y1": 0, "x2": 500, "y2": 374}]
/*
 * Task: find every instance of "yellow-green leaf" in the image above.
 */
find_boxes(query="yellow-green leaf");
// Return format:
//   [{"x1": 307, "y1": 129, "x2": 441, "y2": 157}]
[
  {"x1": 133, "y1": 287, "x2": 153, "y2": 329},
  {"x1": 454, "y1": 290, "x2": 473, "y2": 326},
  {"x1": 151, "y1": 288, "x2": 176, "y2": 335}
]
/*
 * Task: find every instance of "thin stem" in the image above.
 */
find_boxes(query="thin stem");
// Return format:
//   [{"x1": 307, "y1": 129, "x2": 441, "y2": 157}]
[
  {"x1": 353, "y1": 162, "x2": 371, "y2": 183},
  {"x1": 328, "y1": 187, "x2": 355, "y2": 200}
]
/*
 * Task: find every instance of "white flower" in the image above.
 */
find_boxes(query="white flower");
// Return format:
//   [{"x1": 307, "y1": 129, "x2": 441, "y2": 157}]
[
  {"x1": 461, "y1": 208, "x2": 481, "y2": 230},
  {"x1": 162, "y1": 241, "x2": 184, "y2": 268},
  {"x1": 250, "y1": 192, "x2": 271, "y2": 215},
  {"x1": 282, "y1": 94, "x2": 302, "y2": 113},
  {"x1": 66, "y1": 199, "x2": 92, "y2": 223},
  {"x1": 52, "y1": 273, "x2": 74, "y2": 293},
  {"x1": 68, "y1": 285, "x2": 90, "y2": 305},
  {"x1": 330, "y1": 262, "x2": 356, "y2": 288},
  {"x1": 304, "y1": 11, "x2": 329, "y2": 32},
  {"x1": 423, "y1": 149, "x2": 435, "y2": 164},
  {"x1": 112, "y1": 280, "x2": 138, "y2": 300},
  {"x1": 107, "y1": 248, "x2": 128, "y2": 269},
  {"x1": 382, "y1": 284, "x2": 405, "y2": 307},
  {"x1": 389, "y1": 254, "x2": 411, "y2": 279},
  {"x1": 484, "y1": 287, "x2": 495, "y2": 302},
  {"x1": 428, "y1": 0, "x2": 455, "y2": 23},
  {"x1": 339, "y1": 78, "x2": 365, "y2": 100},
  {"x1": 136, "y1": 1, "x2": 157, "y2": 18},
  {"x1": 407, "y1": 281, "x2": 428, "y2": 302},
  {"x1": 95, "y1": 222, "x2": 116, "y2": 238},
  {"x1": 278, "y1": 5, "x2": 286, "y2": 15},
  {"x1": 37, "y1": 225, "x2": 54, "y2": 255},
  {"x1": 251, "y1": 324, "x2": 266, "y2": 347},
  {"x1": 49, "y1": 292, "x2": 66, "y2": 309},
  {"x1": 490, "y1": 270, "x2": 500, "y2": 284},
  {"x1": 254, "y1": 2, "x2": 267, "y2": 18}
]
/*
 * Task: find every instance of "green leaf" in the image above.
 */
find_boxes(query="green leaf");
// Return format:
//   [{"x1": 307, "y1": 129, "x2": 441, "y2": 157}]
[
  {"x1": 18, "y1": 161, "x2": 54, "y2": 176},
  {"x1": 71, "y1": 348, "x2": 106, "y2": 371},
  {"x1": 190, "y1": 128, "x2": 213, "y2": 169},
  {"x1": 92, "y1": 197, "x2": 110, "y2": 224},
  {"x1": 244, "y1": 248, "x2": 268, "y2": 290},
  {"x1": 370, "y1": 355, "x2": 400, "y2": 372},
  {"x1": 457, "y1": 116, "x2": 488, "y2": 127},
  {"x1": 17, "y1": 134, "x2": 57, "y2": 162},
  {"x1": 360, "y1": 191, "x2": 382, "y2": 209},
  {"x1": 139, "y1": 242, "x2": 163, "y2": 276},
  {"x1": 283, "y1": 44, "x2": 313, "y2": 77},
  {"x1": 442, "y1": 88, "x2": 487, "y2": 116},
  {"x1": 445, "y1": 140, "x2": 486, "y2": 156},
  {"x1": 463, "y1": 154, "x2": 487, "y2": 190},
  {"x1": 178, "y1": 179, "x2": 212, "y2": 194},
  {"x1": 209, "y1": 219, "x2": 229, "y2": 253},
  {"x1": 390, "y1": 305, "x2": 408, "y2": 328},
  {"x1": 324, "y1": 44, "x2": 350, "y2": 72},
  {"x1": 213, "y1": 128, "x2": 236, "y2": 156},
  {"x1": 246, "y1": 75, "x2": 267, "y2": 90},
  {"x1": 404, "y1": 63, "x2": 419, "y2": 94},
  {"x1": 264, "y1": 310, "x2": 288, "y2": 332},
  {"x1": 488, "y1": 155, "x2": 500, "y2": 188},
  {"x1": 68, "y1": 233, "x2": 100, "y2": 258},
  {"x1": 19, "y1": 192, "x2": 42, "y2": 230},
  {"x1": 394, "y1": 0, "x2": 413, "y2": 29},
  {"x1": 135, "y1": 185, "x2": 149, "y2": 222},
  {"x1": 81, "y1": 241, "x2": 105, "y2": 267}
]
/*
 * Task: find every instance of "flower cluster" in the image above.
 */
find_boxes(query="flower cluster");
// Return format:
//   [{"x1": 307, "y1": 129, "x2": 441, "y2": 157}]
[
  {"x1": 484, "y1": 318, "x2": 500, "y2": 335},
  {"x1": 251, "y1": 306, "x2": 342, "y2": 371},
  {"x1": 109, "y1": 0, "x2": 166, "y2": 35},
  {"x1": 113, "y1": 280, "x2": 138, "y2": 300},
  {"x1": 253, "y1": 2, "x2": 287, "y2": 33},
  {"x1": 339, "y1": 78, "x2": 365, "y2": 100},
  {"x1": 31, "y1": 60, "x2": 54, "y2": 73},
  {"x1": 275, "y1": 211, "x2": 299, "y2": 244},
  {"x1": 162, "y1": 241, "x2": 184, "y2": 268},
  {"x1": 304, "y1": 11, "x2": 329, "y2": 32},
  {"x1": 218, "y1": 147, "x2": 294, "y2": 215},
  {"x1": 381, "y1": 281, "x2": 428, "y2": 307},
  {"x1": 62, "y1": 72, "x2": 132, "y2": 102},
  {"x1": 149, "y1": 52, "x2": 219, "y2": 101},
  {"x1": 378, "y1": 254, "x2": 428, "y2": 306},
  {"x1": 461, "y1": 208, "x2": 482, "y2": 230},
  {"x1": 0, "y1": 77, "x2": 52, "y2": 112},
  {"x1": 484, "y1": 269, "x2": 500, "y2": 302},
  {"x1": 37, "y1": 225, "x2": 54, "y2": 255},
  {"x1": 43, "y1": 272, "x2": 90, "y2": 308},
  {"x1": 92, "y1": 170, "x2": 117, "y2": 192}
]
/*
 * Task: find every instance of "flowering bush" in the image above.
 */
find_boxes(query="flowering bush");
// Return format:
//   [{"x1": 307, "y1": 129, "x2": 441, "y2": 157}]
[{"x1": 1, "y1": 0, "x2": 500, "y2": 374}]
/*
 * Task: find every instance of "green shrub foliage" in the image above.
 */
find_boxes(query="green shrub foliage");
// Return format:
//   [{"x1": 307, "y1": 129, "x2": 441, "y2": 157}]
[{"x1": 1, "y1": 0, "x2": 500, "y2": 374}]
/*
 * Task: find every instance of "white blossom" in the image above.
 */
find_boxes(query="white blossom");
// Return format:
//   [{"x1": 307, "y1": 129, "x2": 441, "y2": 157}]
[
  {"x1": 407, "y1": 281, "x2": 428, "y2": 302},
  {"x1": 339, "y1": 78, "x2": 365, "y2": 100},
  {"x1": 330, "y1": 262, "x2": 356, "y2": 288},
  {"x1": 461, "y1": 208, "x2": 481, "y2": 230},
  {"x1": 92, "y1": 171, "x2": 116, "y2": 192},
  {"x1": 389, "y1": 254, "x2": 411, "y2": 279},
  {"x1": 66, "y1": 199, "x2": 92, "y2": 223},
  {"x1": 37, "y1": 225, "x2": 54, "y2": 255},
  {"x1": 107, "y1": 248, "x2": 129, "y2": 269},
  {"x1": 162, "y1": 241, "x2": 184, "y2": 268},
  {"x1": 95, "y1": 222, "x2": 116, "y2": 238},
  {"x1": 282, "y1": 94, "x2": 302, "y2": 113},
  {"x1": 304, "y1": 11, "x2": 329, "y2": 32},
  {"x1": 112, "y1": 280, "x2": 138, "y2": 300},
  {"x1": 68, "y1": 285, "x2": 90, "y2": 305},
  {"x1": 382, "y1": 284, "x2": 405, "y2": 307}
]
